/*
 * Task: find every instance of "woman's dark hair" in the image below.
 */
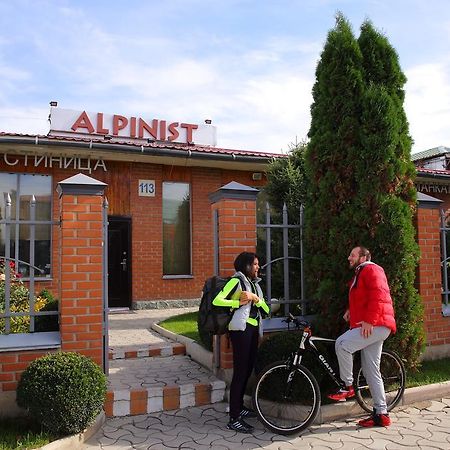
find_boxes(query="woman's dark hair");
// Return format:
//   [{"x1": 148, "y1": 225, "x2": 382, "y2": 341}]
[{"x1": 234, "y1": 251, "x2": 258, "y2": 277}]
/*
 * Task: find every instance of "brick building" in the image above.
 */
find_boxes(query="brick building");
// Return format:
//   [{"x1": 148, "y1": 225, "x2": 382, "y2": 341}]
[
  {"x1": 1, "y1": 108, "x2": 450, "y2": 416},
  {"x1": 0, "y1": 106, "x2": 278, "y2": 311}
]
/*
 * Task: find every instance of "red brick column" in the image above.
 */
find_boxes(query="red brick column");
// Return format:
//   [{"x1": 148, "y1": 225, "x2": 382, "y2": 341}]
[
  {"x1": 416, "y1": 194, "x2": 450, "y2": 358},
  {"x1": 209, "y1": 182, "x2": 259, "y2": 372},
  {"x1": 57, "y1": 173, "x2": 107, "y2": 368}
]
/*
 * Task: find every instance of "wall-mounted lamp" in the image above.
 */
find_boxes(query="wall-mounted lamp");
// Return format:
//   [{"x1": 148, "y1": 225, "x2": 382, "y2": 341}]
[
  {"x1": 49, "y1": 101, "x2": 58, "y2": 107},
  {"x1": 205, "y1": 119, "x2": 212, "y2": 124}
]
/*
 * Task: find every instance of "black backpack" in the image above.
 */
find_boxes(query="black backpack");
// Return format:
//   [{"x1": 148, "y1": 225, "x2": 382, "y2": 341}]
[{"x1": 197, "y1": 276, "x2": 238, "y2": 335}]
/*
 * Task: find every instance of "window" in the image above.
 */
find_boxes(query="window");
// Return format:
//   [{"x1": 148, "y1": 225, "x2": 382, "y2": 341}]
[
  {"x1": 162, "y1": 182, "x2": 191, "y2": 276},
  {"x1": 0, "y1": 173, "x2": 52, "y2": 278}
]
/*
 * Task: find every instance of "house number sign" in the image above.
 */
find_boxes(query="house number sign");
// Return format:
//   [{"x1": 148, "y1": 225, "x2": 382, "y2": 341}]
[{"x1": 138, "y1": 180, "x2": 156, "y2": 197}]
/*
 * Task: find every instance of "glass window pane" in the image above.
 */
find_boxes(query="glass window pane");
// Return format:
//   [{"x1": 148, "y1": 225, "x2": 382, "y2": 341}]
[
  {"x1": 0, "y1": 173, "x2": 52, "y2": 279},
  {"x1": 19, "y1": 174, "x2": 51, "y2": 220},
  {"x1": 163, "y1": 182, "x2": 191, "y2": 275},
  {"x1": 0, "y1": 173, "x2": 17, "y2": 220}
]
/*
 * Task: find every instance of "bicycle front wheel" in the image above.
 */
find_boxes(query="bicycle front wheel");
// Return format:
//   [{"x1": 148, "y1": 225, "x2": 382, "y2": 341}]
[
  {"x1": 355, "y1": 349, "x2": 406, "y2": 413},
  {"x1": 252, "y1": 361, "x2": 320, "y2": 435}
]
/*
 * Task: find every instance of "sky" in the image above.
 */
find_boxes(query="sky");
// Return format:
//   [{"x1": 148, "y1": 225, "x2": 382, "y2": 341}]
[{"x1": 0, "y1": 0, "x2": 449, "y2": 155}]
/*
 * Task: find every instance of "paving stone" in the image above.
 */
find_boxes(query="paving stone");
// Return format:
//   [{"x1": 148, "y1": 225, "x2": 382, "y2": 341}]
[{"x1": 83, "y1": 309, "x2": 450, "y2": 449}]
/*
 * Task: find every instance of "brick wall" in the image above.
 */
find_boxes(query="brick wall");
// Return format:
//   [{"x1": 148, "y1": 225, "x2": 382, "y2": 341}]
[
  {"x1": 0, "y1": 349, "x2": 57, "y2": 393},
  {"x1": 416, "y1": 202, "x2": 450, "y2": 358},
  {"x1": 58, "y1": 188, "x2": 105, "y2": 366},
  {"x1": 129, "y1": 165, "x2": 261, "y2": 304}
]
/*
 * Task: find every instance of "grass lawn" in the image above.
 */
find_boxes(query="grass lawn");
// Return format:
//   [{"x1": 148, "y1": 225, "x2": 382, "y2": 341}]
[
  {"x1": 159, "y1": 311, "x2": 201, "y2": 343},
  {"x1": 0, "y1": 416, "x2": 55, "y2": 450},
  {"x1": 159, "y1": 310, "x2": 450, "y2": 389}
]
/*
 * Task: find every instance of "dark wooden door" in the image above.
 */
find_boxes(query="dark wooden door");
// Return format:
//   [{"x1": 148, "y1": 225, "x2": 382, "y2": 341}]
[{"x1": 108, "y1": 217, "x2": 131, "y2": 309}]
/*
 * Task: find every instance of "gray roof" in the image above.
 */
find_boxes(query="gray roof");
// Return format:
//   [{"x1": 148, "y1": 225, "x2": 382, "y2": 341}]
[{"x1": 412, "y1": 146, "x2": 450, "y2": 161}]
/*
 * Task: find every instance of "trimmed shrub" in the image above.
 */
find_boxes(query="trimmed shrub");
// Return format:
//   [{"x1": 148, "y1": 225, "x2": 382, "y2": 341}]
[{"x1": 16, "y1": 352, "x2": 107, "y2": 436}]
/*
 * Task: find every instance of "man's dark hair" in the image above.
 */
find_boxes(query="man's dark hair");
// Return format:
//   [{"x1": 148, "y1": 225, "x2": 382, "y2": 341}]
[
  {"x1": 234, "y1": 251, "x2": 258, "y2": 276},
  {"x1": 358, "y1": 246, "x2": 371, "y2": 261}
]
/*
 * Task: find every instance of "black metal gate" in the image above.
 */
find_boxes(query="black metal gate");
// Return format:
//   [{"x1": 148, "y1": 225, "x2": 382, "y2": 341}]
[
  {"x1": 256, "y1": 202, "x2": 310, "y2": 322},
  {"x1": 440, "y1": 209, "x2": 450, "y2": 317}
]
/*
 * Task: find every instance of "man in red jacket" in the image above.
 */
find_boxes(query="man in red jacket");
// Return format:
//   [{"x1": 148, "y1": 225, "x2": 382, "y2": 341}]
[{"x1": 327, "y1": 246, "x2": 396, "y2": 427}]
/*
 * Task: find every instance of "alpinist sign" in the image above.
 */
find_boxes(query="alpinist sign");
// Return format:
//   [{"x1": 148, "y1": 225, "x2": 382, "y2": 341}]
[{"x1": 49, "y1": 107, "x2": 217, "y2": 146}]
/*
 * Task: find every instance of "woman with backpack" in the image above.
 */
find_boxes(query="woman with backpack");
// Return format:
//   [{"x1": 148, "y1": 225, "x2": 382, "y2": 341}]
[{"x1": 213, "y1": 251, "x2": 269, "y2": 434}]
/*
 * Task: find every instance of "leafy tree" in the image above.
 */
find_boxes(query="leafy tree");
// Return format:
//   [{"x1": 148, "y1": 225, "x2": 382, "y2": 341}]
[
  {"x1": 260, "y1": 143, "x2": 308, "y2": 313},
  {"x1": 304, "y1": 14, "x2": 424, "y2": 367},
  {"x1": 264, "y1": 142, "x2": 308, "y2": 217}
]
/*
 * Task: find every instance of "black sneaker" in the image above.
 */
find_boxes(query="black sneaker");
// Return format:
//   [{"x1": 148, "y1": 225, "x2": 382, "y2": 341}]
[
  {"x1": 227, "y1": 418, "x2": 254, "y2": 433},
  {"x1": 239, "y1": 407, "x2": 257, "y2": 418}
]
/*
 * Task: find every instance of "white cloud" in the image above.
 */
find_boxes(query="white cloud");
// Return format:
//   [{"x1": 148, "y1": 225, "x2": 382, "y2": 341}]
[
  {"x1": 405, "y1": 61, "x2": 450, "y2": 153},
  {"x1": 0, "y1": 106, "x2": 49, "y2": 135}
]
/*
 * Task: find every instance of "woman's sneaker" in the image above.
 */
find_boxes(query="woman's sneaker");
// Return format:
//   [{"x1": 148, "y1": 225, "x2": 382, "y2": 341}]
[
  {"x1": 327, "y1": 386, "x2": 355, "y2": 402},
  {"x1": 358, "y1": 412, "x2": 391, "y2": 427},
  {"x1": 227, "y1": 418, "x2": 254, "y2": 433},
  {"x1": 239, "y1": 407, "x2": 257, "y2": 418}
]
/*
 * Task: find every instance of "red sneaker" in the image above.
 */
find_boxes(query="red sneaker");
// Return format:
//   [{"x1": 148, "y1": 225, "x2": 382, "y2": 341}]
[
  {"x1": 358, "y1": 413, "x2": 391, "y2": 427},
  {"x1": 327, "y1": 386, "x2": 355, "y2": 402}
]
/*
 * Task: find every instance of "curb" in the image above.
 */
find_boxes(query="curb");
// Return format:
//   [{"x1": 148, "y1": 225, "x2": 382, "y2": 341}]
[
  {"x1": 104, "y1": 380, "x2": 226, "y2": 417},
  {"x1": 108, "y1": 342, "x2": 186, "y2": 360},
  {"x1": 38, "y1": 411, "x2": 105, "y2": 450},
  {"x1": 152, "y1": 323, "x2": 450, "y2": 423}
]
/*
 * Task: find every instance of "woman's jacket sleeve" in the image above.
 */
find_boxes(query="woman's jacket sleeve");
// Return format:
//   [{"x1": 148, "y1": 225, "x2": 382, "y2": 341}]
[{"x1": 212, "y1": 278, "x2": 241, "y2": 309}]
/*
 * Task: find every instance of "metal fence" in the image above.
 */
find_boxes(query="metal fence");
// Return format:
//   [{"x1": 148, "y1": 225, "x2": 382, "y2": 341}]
[
  {"x1": 257, "y1": 202, "x2": 310, "y2": 318},
  {"x1": 0, "y1": 193, "x2": 58, "y2": 335},
  {"x1": 440, "y1": 209, "x2": 450, "y2": 316}
]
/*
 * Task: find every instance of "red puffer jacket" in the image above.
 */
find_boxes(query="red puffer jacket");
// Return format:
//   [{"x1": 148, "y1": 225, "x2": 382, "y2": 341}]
[{"x1": 348, "y1": 262, "x2": 396, "y2": 333}]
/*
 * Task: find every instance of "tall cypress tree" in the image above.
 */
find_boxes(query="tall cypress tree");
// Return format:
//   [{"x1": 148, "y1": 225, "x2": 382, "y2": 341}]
[
  {"x1": 304, "y1": 14, "x2": 365, "y2": 333},
  {"x1": 357, "y1": 20, "x2": 424, "y2": 365},
  {"x1": 305, "y1": 15, "x2": 425, "y2": 367}
]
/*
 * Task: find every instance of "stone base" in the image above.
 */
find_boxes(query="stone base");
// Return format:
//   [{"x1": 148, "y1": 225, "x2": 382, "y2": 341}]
[
  {"x1": 132, "y1": 299, "x2": 200, "y2": 310},
  {"x1": 422, "y1": 343, "x2": 450, "y2": 360},
  {"x1": 0, "y1": 391, "x2": 26, "y2": 418}
]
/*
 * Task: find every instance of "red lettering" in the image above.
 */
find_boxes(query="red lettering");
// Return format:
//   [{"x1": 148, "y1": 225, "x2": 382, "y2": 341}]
[
  {"x1": 130, "y1": 117, "x2": 137, "y2": 138},
  {"x1": 71, "y1": 111, "x2": 94, "y2": 133},
  {"x1": 180, "y1": 123, "x2": 198, "y2": 143},
  {"x1": 138, "y1": 118, "x2": 158, "y2": 139},
  {"x1": 159, "y1": 120, "x2": 166, "y2": 141},
  {"x1": 96, "y1": 113, "x2": 109, "y2": 134},
  {"x1": 168, "y1": 122, "x2": 179, "y2": 142},
  {"x1": 113, "y1": 115, "x2": 128, "y2": 135}
]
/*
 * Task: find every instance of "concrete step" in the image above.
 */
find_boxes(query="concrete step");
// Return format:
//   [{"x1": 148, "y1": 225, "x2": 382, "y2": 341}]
[
  {"x1": 104, "y1": 354, "x2": 225, "y2": 417},
  {"x1": 108, "y1": 342, "x2": 186, "y2": 360}
]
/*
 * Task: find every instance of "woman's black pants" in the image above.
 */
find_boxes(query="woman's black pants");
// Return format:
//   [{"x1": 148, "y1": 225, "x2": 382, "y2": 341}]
[{"x1": 228, "y1": 324, "x2": 259, "y2": 420}]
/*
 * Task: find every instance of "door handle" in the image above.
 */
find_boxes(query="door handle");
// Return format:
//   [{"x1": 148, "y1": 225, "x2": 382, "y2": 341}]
[{"x1": 120, "y1": 258, "x2": 127, "y2": 271}]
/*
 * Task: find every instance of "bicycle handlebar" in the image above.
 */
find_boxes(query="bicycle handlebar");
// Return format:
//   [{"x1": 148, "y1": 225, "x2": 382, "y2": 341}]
[{"x1": 283, "y1": 313, "x2": 311, "y2": 329}]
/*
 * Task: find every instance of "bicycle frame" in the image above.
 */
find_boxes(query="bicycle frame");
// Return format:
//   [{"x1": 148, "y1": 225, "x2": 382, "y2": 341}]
[{"x1": 290, "y1": 325, "x2": 344, "y2": 388}]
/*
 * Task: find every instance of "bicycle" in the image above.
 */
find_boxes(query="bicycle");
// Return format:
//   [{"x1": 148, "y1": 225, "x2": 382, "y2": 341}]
[{"x1": 252, "y1": 314, "x2": 406, "y2": 435}]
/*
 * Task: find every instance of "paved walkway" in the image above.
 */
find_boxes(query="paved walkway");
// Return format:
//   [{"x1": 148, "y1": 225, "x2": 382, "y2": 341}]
[
  {"x1": 84, "y1": 398, "x2": 450, "y2": 449},
  {"x1": 83, "y1": 309, "x2": 450, "y2": 449}
]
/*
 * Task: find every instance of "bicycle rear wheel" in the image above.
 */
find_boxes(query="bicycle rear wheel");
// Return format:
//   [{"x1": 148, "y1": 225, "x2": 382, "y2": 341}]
[
  {"x1": 252, "y1": 361, "x2": 320, "y2": 435},
  {"x1": 355, "y1": 349, "x2": 406, "y2": 413}
]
